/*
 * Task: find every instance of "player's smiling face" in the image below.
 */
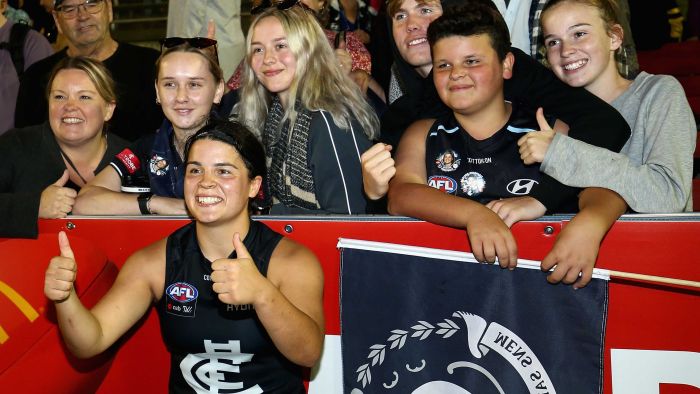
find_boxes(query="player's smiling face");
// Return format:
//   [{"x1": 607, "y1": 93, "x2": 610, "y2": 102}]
[{"x1": 184, "y1": 139, "x2": 261, "y2": 224}]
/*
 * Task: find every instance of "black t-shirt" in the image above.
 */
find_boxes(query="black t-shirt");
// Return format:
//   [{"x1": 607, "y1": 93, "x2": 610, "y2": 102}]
[
  {"x1": 15, "y1": 42, "x2": 162, "y2": 141},
  {"x1": 0, "y1": 122, "x2": 129, "y2": 238}
]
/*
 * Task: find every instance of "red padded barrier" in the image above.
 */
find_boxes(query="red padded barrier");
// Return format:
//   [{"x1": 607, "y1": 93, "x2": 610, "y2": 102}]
[
  {"x1": 0, "y1": 235, "x2": 119, "y2": 392},
  {"x1": 1, "y1": 216, "x2": 699, "y2": 393},
  {"x1": 659, "y1": 384, "x2": 700, "y2": 393}
]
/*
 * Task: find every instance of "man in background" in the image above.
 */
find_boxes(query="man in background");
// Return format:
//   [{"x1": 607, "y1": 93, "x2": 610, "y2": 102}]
[
  {"x1": 15, "y1": 0, "x2": 161, "y2": 141},
  {"x1": 0, "y1": 0, "x2": 52, "y2": 134}
]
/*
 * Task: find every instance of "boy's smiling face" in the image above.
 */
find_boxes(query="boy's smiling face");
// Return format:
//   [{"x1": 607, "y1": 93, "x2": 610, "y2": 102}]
[{"x1": 432, "y1": 34, "x2": 513, "y2": 116}]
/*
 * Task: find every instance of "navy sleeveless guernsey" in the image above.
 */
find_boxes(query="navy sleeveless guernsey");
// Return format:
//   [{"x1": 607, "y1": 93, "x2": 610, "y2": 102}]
[
  {"x1": 157, "y1": 220, "x2": 305, "y2": 393},
  {"x1": 425, "y1": 104, "x2": 551, "y2": 204}
]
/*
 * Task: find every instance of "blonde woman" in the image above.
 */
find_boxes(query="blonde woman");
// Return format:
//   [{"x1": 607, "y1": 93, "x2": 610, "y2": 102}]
[
  {"x1": 237, "y1": 5, "x2": 379, "y2": 214},
  {"x1": 0, "y1": 56, "x2": 128, "y2": 238}
]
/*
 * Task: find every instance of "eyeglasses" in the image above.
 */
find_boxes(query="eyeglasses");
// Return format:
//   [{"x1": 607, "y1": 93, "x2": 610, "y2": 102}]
[
  {"x1": 251, "y1": 0, "x2": 310, "y2": 15},
  {"x1": 55, "y1": 0, "x2": 105, "y2": 19},
  {"x1": 160, "y1": 37, "x2": 219, "y2": 63}
]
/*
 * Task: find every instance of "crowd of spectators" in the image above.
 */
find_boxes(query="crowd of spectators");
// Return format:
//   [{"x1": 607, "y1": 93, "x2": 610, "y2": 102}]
[
  {"x1": 1, "y1": 0, "x2": 696, "y2": 243},
  {"x1": 0, "y1": 0, "x2": 696, "y2": 391}
]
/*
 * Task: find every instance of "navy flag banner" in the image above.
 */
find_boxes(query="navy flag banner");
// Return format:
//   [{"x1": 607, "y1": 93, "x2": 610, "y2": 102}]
[{"x1": 338, "y1": 239, "x2": 609, "y2": 394}]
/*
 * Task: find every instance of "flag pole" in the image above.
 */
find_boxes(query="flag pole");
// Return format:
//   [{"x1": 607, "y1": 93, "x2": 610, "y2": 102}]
[
  {"x1": 336, "y1": 238, "x2": 700, "y2": 289},
  {"x1": 607, "y1": 270, "x2": 700, "y2": 289}
]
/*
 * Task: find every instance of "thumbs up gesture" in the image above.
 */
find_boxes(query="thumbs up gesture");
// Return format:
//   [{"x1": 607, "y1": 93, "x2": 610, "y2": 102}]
[
  {"x1": 207, "y1": 19, "x2": 216, "y2": 40},
  {"x1": 211, "y1": 233, "x2": 268, "y2": 306},
  {"x1": 39, "y1": 170, "x2": 78, "y2": 219},
  {"x1": 44, "y1": 231, "x2": 78, "y2": 302},
  {"x1": 517, "y1": 107, "x2": 557, "y2": 165}
]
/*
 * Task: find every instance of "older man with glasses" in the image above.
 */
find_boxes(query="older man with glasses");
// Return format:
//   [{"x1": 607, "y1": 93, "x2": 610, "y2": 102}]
[{"x1": 14, "y1": 0, "x2": 162, "y2": 141}]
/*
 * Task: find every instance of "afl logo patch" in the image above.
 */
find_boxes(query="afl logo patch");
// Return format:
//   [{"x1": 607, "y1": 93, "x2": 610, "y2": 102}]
[
  {"x1": 166, "y1": 282, "x2": 198, "y2": 318},
  {"x1": 428, "y1": 176, "x2": 457, "y2": 193},
  {"x1": 460, "y1": 172, "x2": 486, "y2": 196},
  {"x1": 167, "y1": 282, "x2": 198, "y2": 302},
  {"x1": 506, "y1": 179, "x2": 538, "y2": 195}
]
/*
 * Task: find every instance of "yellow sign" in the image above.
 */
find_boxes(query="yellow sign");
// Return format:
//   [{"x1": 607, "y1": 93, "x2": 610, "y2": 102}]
[{"x1": 0, "y1": 281, "x2": 39, "y2": 344}]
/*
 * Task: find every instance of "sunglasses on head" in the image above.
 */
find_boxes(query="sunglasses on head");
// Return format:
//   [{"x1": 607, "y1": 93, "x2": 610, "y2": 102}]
[
  {"x1": 160, "y1": 37, "x2": 219, "y2": 62},
  {"x1": 251, "y1": 0, "x2": 310, "y2": 15},
  {"x1": 160, "y1": 37, "x2": 218, "y2": 51}
]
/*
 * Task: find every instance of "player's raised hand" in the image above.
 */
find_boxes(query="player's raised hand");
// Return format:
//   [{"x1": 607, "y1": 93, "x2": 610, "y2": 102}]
[
  {"x1": 211, "y1": 233, "x2": 269, "y2": 305},
  {"x1": 44, "y1": 231, "x2": 78, "y2": 302}
]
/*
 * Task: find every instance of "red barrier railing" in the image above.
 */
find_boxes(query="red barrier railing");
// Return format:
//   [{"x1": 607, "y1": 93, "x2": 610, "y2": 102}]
[{"x1": 1, "y1": 215, "x2": 699, "y2": 393}]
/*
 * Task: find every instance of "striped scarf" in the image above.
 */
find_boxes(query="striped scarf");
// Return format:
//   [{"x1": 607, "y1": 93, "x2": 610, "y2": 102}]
[{"x1": 263, "y1": 98, "x2": 320, "y2": 210}]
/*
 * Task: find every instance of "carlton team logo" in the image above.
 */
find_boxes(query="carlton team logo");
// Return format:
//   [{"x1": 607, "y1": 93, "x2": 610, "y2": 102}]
[
  {"x1": 180, "y1": 339, "x2": 263, "y2": 393},
  {"x1": 428, "y1": 176, "x2": 457, "y2": 194},
  {"x1": 350, "y1": 311, "x2": 555, "y2": 393}
]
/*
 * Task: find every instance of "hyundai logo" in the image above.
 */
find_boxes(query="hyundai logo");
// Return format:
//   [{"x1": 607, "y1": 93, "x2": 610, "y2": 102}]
[{"x1": 506, "y1": 179, "x2": 538, "y2": 195}]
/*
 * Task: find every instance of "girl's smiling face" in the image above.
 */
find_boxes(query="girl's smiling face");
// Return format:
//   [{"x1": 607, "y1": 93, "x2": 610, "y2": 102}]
[
  {"x1": 542, "y1": 1, "x2": 623, "y2": 91},
  {"x1": 250, "y1": 16, "x2": 298, "y2": 107},
  {"x1": 156, "y1": 51, "x2": 224, "y2": 136}
]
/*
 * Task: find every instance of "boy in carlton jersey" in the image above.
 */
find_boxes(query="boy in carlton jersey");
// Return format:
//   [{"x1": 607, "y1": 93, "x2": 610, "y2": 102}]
[{"x1": 388, "y1": 2, "x2": 627, "y2": 288}]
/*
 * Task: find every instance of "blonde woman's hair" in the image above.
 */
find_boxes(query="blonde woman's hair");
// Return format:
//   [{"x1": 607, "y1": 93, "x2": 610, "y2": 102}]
[
  {"x1": 46, "y1": 56, "x2": 117, "y2": 105},
  {"x1": 46, "y1": 56, "x2": 117, "y2": 134},
  {"x1": 236, "y1": 6, "x2": 379, "y2": 141}
]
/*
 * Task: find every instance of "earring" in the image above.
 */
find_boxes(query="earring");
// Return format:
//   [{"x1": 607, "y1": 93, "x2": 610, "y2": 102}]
[{"x1": 156, "y1": 98, "x2": 160, "y2": 104}]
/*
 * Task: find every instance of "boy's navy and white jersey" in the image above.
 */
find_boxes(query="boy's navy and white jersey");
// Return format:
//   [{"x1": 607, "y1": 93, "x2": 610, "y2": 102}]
[
  {"x1": 425, "y1": 104, "x2": 550, "y2": 204},
  {"x1": 157, "y1": 220, "x2": 304, "y2": 394}
]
